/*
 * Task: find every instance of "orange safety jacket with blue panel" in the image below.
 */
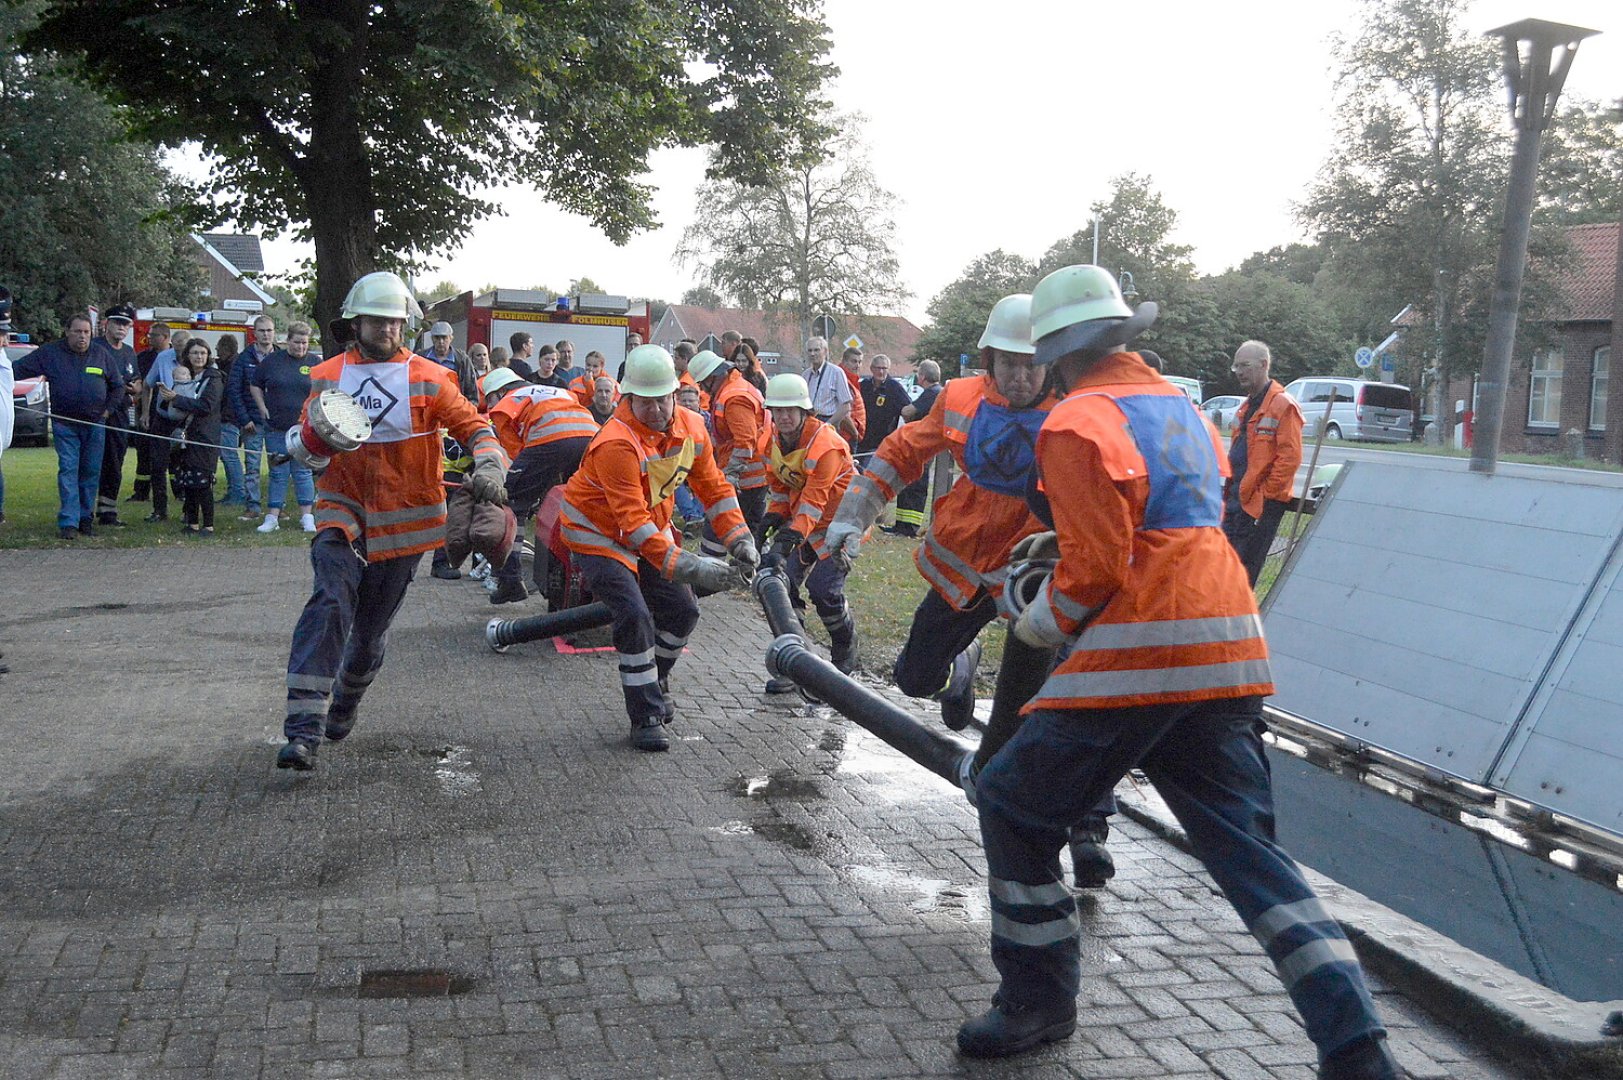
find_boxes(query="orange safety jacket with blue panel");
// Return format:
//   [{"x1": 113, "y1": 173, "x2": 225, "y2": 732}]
[
  {"x1": 305, "y1": 346, "x2": 508, "y2": 563},
  {"x1": 559, "y1": 397, "x2": 748, "y2": 576},
  {"x1": 766, "y1": 416, "x2": 855, "y2": 559},
  {"x1": 709, "y1": 369, "x2": 769, "y2": 489},
  {"x1": 1022, "y1": 351, "x2": 1274, "y2": 713},
  {"x1": 840, "y1": 374, "x2": 1050, "y2": 610}
]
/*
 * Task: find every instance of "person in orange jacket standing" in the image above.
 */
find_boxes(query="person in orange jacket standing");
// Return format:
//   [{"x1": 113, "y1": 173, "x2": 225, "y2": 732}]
[
  {"x1": 688, "y1": 349, "x2": 768, "y2": 549},
  {"x1": 481, "y1": 368, "x2": 599, "y2": 604},
  {"x1": 956, "y1": 265, "x2": 1399, "y2": 1080},
  {"x1": 1223, "y1": 340, "x2": 1303, "y2": 585},
  {"x1": 559, "y1": 345, "x2": 758, "y2": 751},
  {"x1": 758, "y1": 373, "x2": 859, "y2": 684},
  {"x1": 277, "y1": 272, "x2": 509, "y2": 772}
]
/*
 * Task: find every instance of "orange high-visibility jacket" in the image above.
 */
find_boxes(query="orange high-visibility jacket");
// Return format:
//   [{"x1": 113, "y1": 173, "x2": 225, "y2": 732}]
[
  {"x1": 710, "y1": 369, "x2": 768, "y2": 489},
  {"x1": 1231, "y1": 379, "x2": 1304, "y2": 520},
  {"x1": 677, "y1": 370, "x2": 710, "y2": 411},
  {"x1": 1023, "y1": 352, "x2": 1273, "y2": 713},
  {"x1": 569, "y1": 372, "x2": 620, "y2": 409},
  {"x1": 841, "y1": 374, "x2": 1050, "y2": 610},
  {"x1": 766, "y1": 416, "x2": 855, "y2": 559},
  {"x1": 841, "y1": 365, "x2": 866, "y2": 444},
  {"x1": 560, "y1": 398, "x2": 748, "y2": 576},
  {"x1": 306, "y1": 346, "x2": 507, "y2": 563},
  {"x1": 488, "y1": 385, "x2": 580, "y2": 459}
]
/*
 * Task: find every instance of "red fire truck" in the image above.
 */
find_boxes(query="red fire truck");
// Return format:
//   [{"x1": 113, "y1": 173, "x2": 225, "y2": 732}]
[
  {"x1": 423, "y1": 289, "x2": 651, "y2": 370},
  {"x1": 132, "y1": 302, "x2": 262, "y2": 354}
]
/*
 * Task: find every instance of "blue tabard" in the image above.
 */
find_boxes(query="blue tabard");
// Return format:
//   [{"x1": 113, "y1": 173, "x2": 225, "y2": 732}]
[
  {"x1": 962, "y1": 402, "x2": 1047, "y2": 499},
  {"x1": 1111, "y1": 392, "x2": 1223, "y2": 530}
]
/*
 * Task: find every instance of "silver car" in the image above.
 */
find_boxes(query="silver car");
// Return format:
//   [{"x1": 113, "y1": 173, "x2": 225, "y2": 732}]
[
  {"x1": 1202, "y1": 394, "x2": 1244, "y2": 434},
  {"x1": 1284, "y1": 377, "x2": 1414, "y2": 442}
]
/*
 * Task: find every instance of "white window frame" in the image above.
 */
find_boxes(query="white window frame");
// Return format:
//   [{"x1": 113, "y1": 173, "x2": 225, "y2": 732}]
[
  {"x1": 1590, "y1": 346, "x2": 1609, "y2": 432},
  {"x1": 1528, "y1": 348, "x2": 1563, "y2": 428}
]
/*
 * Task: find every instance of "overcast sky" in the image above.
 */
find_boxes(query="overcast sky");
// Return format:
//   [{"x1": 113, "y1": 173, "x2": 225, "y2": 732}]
[{"x1": 256, "y1": 0, "x2": 1619, "y2": 325}]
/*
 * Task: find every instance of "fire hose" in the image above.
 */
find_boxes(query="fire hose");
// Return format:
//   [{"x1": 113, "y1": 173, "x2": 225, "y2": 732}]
[{"x1": 486, "y1": 602, "x2": 615, "y2": 653}]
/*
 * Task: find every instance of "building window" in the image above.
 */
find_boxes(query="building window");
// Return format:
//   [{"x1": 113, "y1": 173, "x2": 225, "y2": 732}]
[
  {"x1": 1591, "y1": 346, "x2": 1610, "y2": 431},
  {"x1": 1528, "y1": 348, "x2": 1563, "y2": 427}
]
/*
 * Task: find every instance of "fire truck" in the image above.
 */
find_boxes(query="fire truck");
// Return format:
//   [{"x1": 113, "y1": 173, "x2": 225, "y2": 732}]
[
  {"x1": 132, "y1": 301, "x2": 263, "y2": 353},
  {"x1": 422, "y1": 289, "x2": 651, "y2": 370}
]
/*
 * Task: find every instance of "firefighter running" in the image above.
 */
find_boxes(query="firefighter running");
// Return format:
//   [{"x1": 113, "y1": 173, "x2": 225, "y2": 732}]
[
  {"x1": 276, "y1": 272, "x2": 509, "y2": 771},
  {"x1": 825, "y1": 294, "x2": 1116, "y2": 888},
  {"x1": 558, "y1": 345, "x2": 759, "y2": 751}
]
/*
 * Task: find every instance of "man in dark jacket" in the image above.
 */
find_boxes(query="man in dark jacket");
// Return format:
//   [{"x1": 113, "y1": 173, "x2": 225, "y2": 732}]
[
  {"x1": 882, "y1": 360, "x2": 941, "y2": 538},
  {"x1": 857, "y1": 353, "x2": 911, "y2": 463},
  {"x1": 128, "y1": 322, "x2": 170, "y2": 502},
  {"x1": 92, "y1": 304, "x2": 140, "y2": 526},
  {"x1": 13, "y1": 314, "x2": 123, "y2": 538},
  {"x1": 226, "y1": 315, "x2": 277, "y2": 520}
]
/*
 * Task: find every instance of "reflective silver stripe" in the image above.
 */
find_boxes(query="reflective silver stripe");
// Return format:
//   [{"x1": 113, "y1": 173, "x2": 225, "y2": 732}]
[
  {"x1": 1049, "y1": 587, "x2": 1092, "y2": 624},
  {"x1": 916, "y1": 546, "x2": 973, "y2": 607},
  {"x1": 799, "y1": 499, "x2": 826, "y2": 521},
  {"x1": 706, "y1": 496, "x2": 740, "y2": 519},
  {"x1": 988, "y1": 876, "x2": 1073, "y2": 907},
  {"x1": 982, "y1": 565, "x2": 1009, "y2": 586},
  {"x1": 1258, "y1": 417, "x2": 1280, "y2": 431},
  {"x1": 466, "y1": 428, "x2": 500, "y2": 447},
  {"x1": 286, "y1": 673, "x2": 331, "y2": 691},
  {"x1": 626, "y1": 523, "x2": 659, "y2": 548},
  {"x1": 1251, "y1": 897, "x2": 1337, "y2": 950},
  {"x1": 1277, "y1": 938, "x2": 1359, "y2": 989},
  {"x1": 336, "y1": 671, "x2": 373, "y2": 692},
  {"x1": 865, "y1": 456, "x2": 904, "y2": 494},
  {"x1": 841, "y1": 475, "x2": 888, "y2": 525},
  {"x1": 923, "y1": 530, "x2": 982, "y2": 588},
  {"x1": 992, "y1": 910, "x2": 1079, "y2": 948},
  {"x1": 535, "y1": 419, "x2": 599, "y2": 438},
  {"x1": 368, "y1": 502, "x2": 446, "y2": 527},
  {"x1": 654, "y1": 643, "x2": 684, "y2": 659},
  {"x1": 320, "y1": 490, "x2": 365, "y2": 513},
  {"x1": 366, "y1": 525, "x2": 444, "y2": 556},
  {"x1": 619, "y1": 667, "x2": 660, "y2": 686},
  {"x1": 288, "y1": 699, "x2": 328, "y2": 717},
  {"x1": 1074, "y1": 615, "x2": 1265, "y2": 653},
  {"x1": 943, "y1": 409, "x2": 971, "y2": 436},
  {"x1": 316, "y1": 507, "x2": 361, "y2": 534},
  {"x1": 719, "y1": 522, "x2": 750, "y2": 547},
  {"x1": 1039, "y1": 658, "x2": 1274, "y2": 700},
  {"x1": 562, "y1": 524, "x2": 634, "y2": 560},
  {"x1": 619, "y1": 648, "x2": 655, "y2": 667},
  {"x1": 408, "y1": 380, "x2": 441, "y2": 397}
]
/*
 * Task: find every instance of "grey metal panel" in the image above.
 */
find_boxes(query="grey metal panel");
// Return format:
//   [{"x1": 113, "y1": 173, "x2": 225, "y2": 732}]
[
  {"x1": 1264, "y1": 460, "x2": 1623, "y2": 785},
  {"x1": 1495, "y1": 544, "x2": 1623, "y2": 832}
]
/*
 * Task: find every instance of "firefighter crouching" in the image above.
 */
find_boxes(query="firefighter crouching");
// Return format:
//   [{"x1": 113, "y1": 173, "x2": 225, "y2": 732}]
[
  {"x1": 687, "y1": 349, "x2": 769, "y2": 554},
  {"x1": 276, "y1": 272, "x2": 510, "y2": 772},
  {"x1": 558, "y1": 345, "x2": 759, "y2": 752},
  {"x1": 481, "y1": 368, "x2": 599, "y2": 604},
  {"x1": 956, "y1": 265, "x2": 1401, "y2": 1080},
  {"x1": 757, "y1": 374, "x2": 860, "y2": 690}
]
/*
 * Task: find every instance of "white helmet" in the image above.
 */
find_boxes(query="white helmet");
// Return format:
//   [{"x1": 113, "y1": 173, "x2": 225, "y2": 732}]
[
  {"x1": 977, "y1": 294, "x2": 1036, "y2": 355},
  {"x1": 763, "y1": 373, "x2": 813, "y2": 410},
  {"x1": 621, "y1": 344, "x2": 680, "y2": 397},
  {"x1": 1029, "y1": 264, "x2": 1156, "y2": 367},
  {"x1": 481, "y1": 367, "x2": 526, "y2": 399},
  {"x1": 340, "y1": 271, "x2": 424, "y2": 323},
  {"x1": 688, "y1": 349, "x2": 728, "y2": 382}
]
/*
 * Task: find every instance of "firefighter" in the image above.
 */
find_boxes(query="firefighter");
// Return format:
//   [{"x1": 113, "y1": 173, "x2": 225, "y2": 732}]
[
  {"x1": 558, "y1": 345, "x2": 758, "y2": 751},
  {"x1": 276, "y1": 272, "x2": 509, "y2": 772},
  {"x1": 481, "y1": 368, "x2": 598, "y2": 604},
  {"x1": 957, "y1": 266, "x2": 1400, "y2": 1080},
  {"x1": 1224, "y1": 340, "x2": 1304, "y2": 586},
  {"x1": 758, "y1": 373, "x2": 859, "y2": 686},
  {"x1": 825, "y1": 294, "x2": 1116, "y2": 886},
  {"x1": 688, "y1": 349, "x2": 768, "y2": 553}
]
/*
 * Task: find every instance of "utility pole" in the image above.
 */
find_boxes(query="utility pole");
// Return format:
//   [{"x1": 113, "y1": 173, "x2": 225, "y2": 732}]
[
  {"x1": 1606, "y1": 98, "x2": 1623, "y2": 464},
  {"x1": 1471, "y1": 19, "x2": 1597, "y2": 474}
]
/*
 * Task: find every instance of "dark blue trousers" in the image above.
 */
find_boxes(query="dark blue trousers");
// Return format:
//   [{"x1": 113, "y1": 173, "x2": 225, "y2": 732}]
[
  {"x1": 283, "y1": 529, "x2": 418, "y2": 742},
  {"x1": 783, "y1": 545, "x2": 854, "y2": 646},
  {"x1": 577, "y1": 553, "x2": 699, "y2": 724},
  {"x1": 976, "y1": 695, "x2": 1385, "y2": 1064}
]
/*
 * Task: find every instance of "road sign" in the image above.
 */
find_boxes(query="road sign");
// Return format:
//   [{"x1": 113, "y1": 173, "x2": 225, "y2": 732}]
[
  {"x1": 843, "y1": 334, "x2": 864, "y2": 352},
  {"x1": 812, "y1": 315, "x2": 836, "y2": 342},
  {"x1": 1381, "y1": 356, "x2": 1395, "y2": 373},
  {"x1": 1355, "y1": 347, "x2": 1374, "y2": 369}
]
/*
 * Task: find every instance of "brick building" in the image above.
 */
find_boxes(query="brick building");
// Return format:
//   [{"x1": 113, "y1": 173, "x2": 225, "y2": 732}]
[{"x1": 191, "y1": 232, "x2": 276, "y2": 310}]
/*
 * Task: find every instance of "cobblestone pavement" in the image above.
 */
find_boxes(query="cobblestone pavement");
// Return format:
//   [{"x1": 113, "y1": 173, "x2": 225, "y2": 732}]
[{"x1": 0, "y1": 548, "x2": 1524, "y2": 1079}]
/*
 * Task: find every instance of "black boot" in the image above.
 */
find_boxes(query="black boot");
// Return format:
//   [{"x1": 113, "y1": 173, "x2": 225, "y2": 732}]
[
  {"x1": 936, "y1": 640, "x2": 981, "y2": 731},
  {"x1": 956, "y1": 995, "x2": 1076, "y2": 1058},
  {"x1": 1069, "y1": 816, "x2": 1115, "y2": 889},
  {"x1": 489, "y1": 577, "x2": 528, "y2": 604},
  {"x1": 830, "y1": 625, "x2": 860, "y2": 674},
  {"x1": 276, "y1": 739, "x2": 318, "y2": 771},
  {"x1": 1319, "y1": 1036, "x2": 1404, "y2": 1079},
  {"x1": 630, "y1": 715, "x2": 669, "y2": 752},
  {"x1": 324, "y1": 704, "x2": 358, "y2": 743}
]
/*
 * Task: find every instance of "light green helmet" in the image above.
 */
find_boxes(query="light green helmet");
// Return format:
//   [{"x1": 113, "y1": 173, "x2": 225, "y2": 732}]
[
  {"x1": 1029, "y1": 264, "x2": 1155, "y2": 367},
  {"x1": 688, "y1": 349, "x2": 728, "y2": 382},
  {"x1": 763, "y1": 373, "x2": 813, "y2": 410},
  {"x1": 977, "y1": 294, "x2": 1036, "y2": 355},
  {"x1": 340, "y1": 271, "x2": 424, "y2": 323},
  {"x1": 480, "y1": 367, "x2": 526, "y2": 399},
  {"x1": 621, "y1": 344, "x2": 680, "y2": 397}
]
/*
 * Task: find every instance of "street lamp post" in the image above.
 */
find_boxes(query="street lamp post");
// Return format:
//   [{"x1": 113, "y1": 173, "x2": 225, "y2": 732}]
[{"x1": 1471, "y1": 18, "x2": 1597, "y2": 474}]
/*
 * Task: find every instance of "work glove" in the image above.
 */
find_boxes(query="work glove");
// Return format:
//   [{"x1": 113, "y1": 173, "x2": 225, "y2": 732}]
[
  {"x1": 728, "y1": 536, "x2": 760, "y2": 568},
  {"x1": 1011, "y1": 585, "x2": 1071, "y2": 649},
  {"x1": 1009, "y1": 530, "x2": 1060, "y2": 564},
  {"x1": 824, "y1": 521, "x2": 863, "y2": 572},
  {"x1": 671, "y1": 550, "x2": 736, "y2": 593},
  {"x1": 467, "y1": 457, "x2": 508, "y2": 505},
  {"x1": 769, "y1": 527, "x2": 805, "y2": 562}
]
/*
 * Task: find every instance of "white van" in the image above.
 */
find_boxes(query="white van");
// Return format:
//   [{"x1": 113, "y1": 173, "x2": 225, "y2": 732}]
[
  {"x1": 1165, "y1": 375, "x2": 1202, "y2": 402},
  {"x1": 1283, "y1": 377, "x2": 1414, "y2": 443}
]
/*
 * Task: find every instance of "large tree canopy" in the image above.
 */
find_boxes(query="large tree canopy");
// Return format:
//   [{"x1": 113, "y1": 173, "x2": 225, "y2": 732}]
[
  {"x1": 0, "y1": 6, "x2": 202, "y2": 338},
  {"x1": 912, "y1": 249, "x2": 1034, "y2": 377},
  {"x1": 21, "y1": 0, "x2": 834, "y2": 332}
]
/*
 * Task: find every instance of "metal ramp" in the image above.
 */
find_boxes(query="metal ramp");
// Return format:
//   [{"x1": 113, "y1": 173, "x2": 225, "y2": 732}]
[{"x1": 1262, "y1": 458, "x2": 1623, "y2": 836}]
